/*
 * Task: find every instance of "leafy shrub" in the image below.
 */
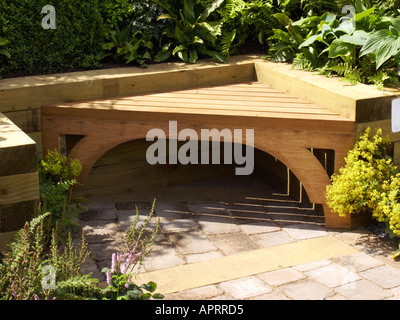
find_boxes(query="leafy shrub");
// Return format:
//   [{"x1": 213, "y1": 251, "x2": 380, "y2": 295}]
[
  {"x1": 0, "y1": 0, "x2": 104, "y2": 76},
  {"x1": 217, "y1": 0, "x2": 278, "y2": 56},
  {"x1": 98, "y1": 0, "x2": 169, "y2": 67},
  {"x1": 325, "y1": 128, "x2": 400, "y2": 257},
  {"x1": 152, "y1": 0, "x2": 228, "y2": 64},
  {"x1": 326, "y1": 128, "x2": 396, "y2": 217},
  {"x1": 267, "y1": 0, "x2": 400, "y2": 88}
]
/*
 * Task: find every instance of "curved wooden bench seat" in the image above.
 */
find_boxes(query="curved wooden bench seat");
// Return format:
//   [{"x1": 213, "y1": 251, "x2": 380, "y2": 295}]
[{"x1": 42, "y1": 82, "x2": 355, "y2": 229}]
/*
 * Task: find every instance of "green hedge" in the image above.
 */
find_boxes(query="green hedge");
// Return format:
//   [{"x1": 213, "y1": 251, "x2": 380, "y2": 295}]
[{"x1": 0, "y1": 0, "x2": 104, "y2": 76}]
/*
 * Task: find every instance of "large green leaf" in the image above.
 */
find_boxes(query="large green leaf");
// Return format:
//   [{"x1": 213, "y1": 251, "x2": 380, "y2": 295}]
[
  {"x1": 375, "y1": 37, "x2": 400, "y2": 69},
  {"x1": 183, "y1": 0, "x2": 195, "y2": 24},
  {"x1": 329, "y1": 39, "x2": 354, "y2": 59},
  {"x1": 274, "y1": 12, "x2": 292, "y2": 27},
  {"x1": 199, "y1": 0, "x2": 224, "y2": 23},
  {"x1": 157, "y1": 13, "x2": 173, "y2": 21},
  {"x1": 334, "y1": 19, "x2": 355, "y2": 35},
  {"x1": 154, "y1": 43, "x2": 172, "y2": 62},
  {"x1": 354, "y1": 7, "x2": 375, "y2": 23},
  {"x1": 339, "y1": 30, "x2": 368, "y2": 46},
  {"x1": 360, "y1": 29, "x2": 400, "y2": 68},
  {"x1": 188, "y1": 49, "x2": 198, "y2": 64}
]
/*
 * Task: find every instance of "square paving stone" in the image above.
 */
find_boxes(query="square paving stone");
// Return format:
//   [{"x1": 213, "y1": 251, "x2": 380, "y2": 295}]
[
  {"x1": 142, "y1": 243, "x2": 185, "y2": 272},
  {"x1": 160, "y1": 218, "x2": 199, "y2": 233},
  {"x1": 252, "y1": 292, "x2": 290, "y2": 300},
  {"x1": 257, "y1": 268, "x2": 306, "y2": 287},
  {"x1": 168, "y1": 285, "x2": 224, "y2": 300},
  {"x1": 250, "y1": 231, "x2": 295, "y2": 248},
  {"x1": 305, "y1": 263, "x2": 361, "y2": 288},
  {"x1": 331, "y1": 252, "x2": 384, "y2": 272},
  {"x1": 293, "y1": 260, "x2": 331, "y2": 272},
  {"x1": 208, "y1": 233, "x2": 259, "y2": 255},
  {"x1": 282, "y1": 223, "x2": 328, "y2": 240},
  {"x1": 279, "y1": 279, "x2": 333, "y2": 300},
  {"x1": 218, "y1": 276, "x2": 273, "y2": 299},
  {"x1": 335, "y1": 279, "x2": 392, "y2": 300},
  {"x1": 240, "y1": 220, "x2": 280, "y2": 235},
  {"x1": 196, "y1": 214, "x2": 240, "y2": 235},
  {"x1": 359, "y1": 265, "x2": 400, "y2": 289},
  {"x1": 117, "y1": 209, "x2": 159, "y2": 231},
  {"x1": 185, "y1": 251, "x2": 224, "y2": 264},
  {"x1": 167, "y1": 230, "x2": 218, "y2": 255},
  {"x1": 82, "y1": 220, "x2": 120, "y2": 243}
]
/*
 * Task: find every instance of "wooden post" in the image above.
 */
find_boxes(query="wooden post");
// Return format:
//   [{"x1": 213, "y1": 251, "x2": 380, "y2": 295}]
[{"x1": 0, "y1": 113, "x2": 39, "y2": 235}]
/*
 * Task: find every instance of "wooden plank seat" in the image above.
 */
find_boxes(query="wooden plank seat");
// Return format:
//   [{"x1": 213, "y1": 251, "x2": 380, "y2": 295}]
[{"x1": 42, "y1": 81, "x2": 355, "y2": 229}]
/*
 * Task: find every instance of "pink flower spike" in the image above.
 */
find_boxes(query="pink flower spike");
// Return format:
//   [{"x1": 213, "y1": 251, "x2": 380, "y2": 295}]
[
  {"x1": 106, "y1": 269, "x2": 112, "y2": 286},
  {"x1": 111, "y1": 253, "x2": 117, "y2": 272},
  {"x1": 34, "y1": 295, "x2": 40, "y2": 300},
  {"x1": 120, "y1": 263, "x2": 127, "y2": 275}
]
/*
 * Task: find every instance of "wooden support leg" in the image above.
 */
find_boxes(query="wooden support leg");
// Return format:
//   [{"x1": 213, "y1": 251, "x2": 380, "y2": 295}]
[
  {"x1": 323, "y1": 203, "x2": 351, "y2": 230},
  {"x1": 41, "y1": 132, "x2": 61, "y2": 155}
]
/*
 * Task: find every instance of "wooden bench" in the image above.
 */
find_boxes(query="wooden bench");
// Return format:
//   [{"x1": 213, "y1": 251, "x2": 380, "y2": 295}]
[{"x1": 42, "y1": 81, "x2": 355, "y2": 229}]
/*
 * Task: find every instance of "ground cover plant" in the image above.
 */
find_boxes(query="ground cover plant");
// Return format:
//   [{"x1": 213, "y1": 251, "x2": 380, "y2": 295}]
[{"x1": 326, "y1": 128, "x2": 400, "y2": 258}]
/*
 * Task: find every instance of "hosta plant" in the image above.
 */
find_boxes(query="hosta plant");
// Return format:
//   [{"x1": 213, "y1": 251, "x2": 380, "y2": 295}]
[{"x1": 152, "y1": 0, "x2": 227, "y2": 64}]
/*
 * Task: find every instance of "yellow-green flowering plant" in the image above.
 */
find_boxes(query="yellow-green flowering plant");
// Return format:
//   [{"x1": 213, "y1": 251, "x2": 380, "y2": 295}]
[
  {"x1": 326, "y1": 127, "x2": 397, "y2": 217},
  {"x1": 326, "y1": 128, "x2": 400, "y2": 258}
]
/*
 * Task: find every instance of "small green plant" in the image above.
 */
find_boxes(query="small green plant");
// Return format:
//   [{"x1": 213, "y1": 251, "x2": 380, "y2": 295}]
[{"x1": 38, "y1": 149, "x2": 87, "y2": 240}]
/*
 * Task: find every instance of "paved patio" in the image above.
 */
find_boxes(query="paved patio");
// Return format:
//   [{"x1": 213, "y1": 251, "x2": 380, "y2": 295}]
[{"x1": 77, "y1": 176, "x2": 400, "y2": 300}]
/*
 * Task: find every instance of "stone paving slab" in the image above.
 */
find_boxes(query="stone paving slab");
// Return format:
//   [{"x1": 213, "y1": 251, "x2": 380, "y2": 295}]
[{"x1": 77, "y1": 193, "x2": 400, "y2": 300}]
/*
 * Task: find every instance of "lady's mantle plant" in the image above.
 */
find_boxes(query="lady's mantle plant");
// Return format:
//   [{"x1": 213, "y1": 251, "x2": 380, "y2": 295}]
[
  {"x1": 326, "y1": 128, "x2": 396, "y2": 216},
  {"x1": 326, "y1": 127, "x2": 400, "y2": 257}
]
